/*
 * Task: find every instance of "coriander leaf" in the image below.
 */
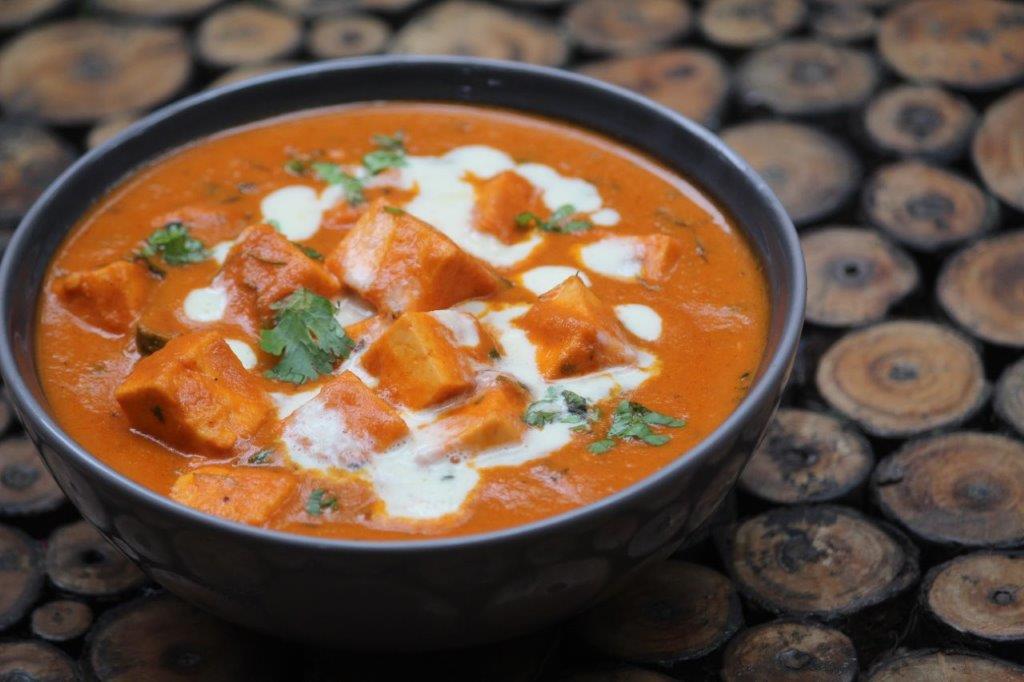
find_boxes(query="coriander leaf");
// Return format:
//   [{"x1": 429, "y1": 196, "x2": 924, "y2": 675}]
[
  {"x1": 383, "y1": 205, "x2": 405, "y2": 215},
  {"x1": 312, "y1": 162, "x2": 365, "y2": 205},
  {"x1": 591, "y1": 401, "x2": 686, "y2": 453},
  {"x1": 133, "y1": 222, "x2": 209, "y2": 268},
  {"x1": 516, "y1": 204, "x2": 592, "y2": 234},
  {"x1": 247, "y1": 449, "x2": 273, "y2": 465},
  {"x1": 488, "y1": 348, "x2": 501, "y2": 361},
  {"x1": 524, "y1": 388, "x2": 599, "y2": 430},
  {"x1": 284, "y1": 158, "x2": 307, "y2": 176},
  {"x1": 293, "y1": 243, "x2": 324, "y2": 261},
  {"x1": 588, "y1": 439, "x2": 615, "y2": 454},
  {"x1": 363, "y1": 131, "x2": 407, "y2": 175},
  {"x1": 306, "y1": 488, "x2": 337, "y2": 516},
  {"x1": 260, "y1": 288, "x2": 355, "y2": 385}
]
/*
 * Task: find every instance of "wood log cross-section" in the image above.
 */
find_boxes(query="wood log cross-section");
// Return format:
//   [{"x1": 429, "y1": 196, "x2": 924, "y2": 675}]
[
  {"x1": 864, "y1": 85, "x2": 976, "y2": 163},
  {"x1": 721, "y1": 619, "x2": 858, "y2": 682},
  {"x1": 973, "y1": 88, "x2": 1024, "y2": 213},
  {"x1": 565, "y1": 0, "x2": 692, "y2": 55},
  {"x1": 698, "y1": 0, "x2": 805, "y2": 50},
  {"x1": 44, "y1": 520, "x2": 147, "y2": 598},
  {"x1": 196, "y1": 3, "x2": 303, "y2": 69}
]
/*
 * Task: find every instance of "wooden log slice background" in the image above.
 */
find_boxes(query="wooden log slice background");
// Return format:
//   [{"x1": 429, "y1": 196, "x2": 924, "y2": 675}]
[
  {"x1": 937, "y1": 230, "x2": 1024, "y2": 348},
  {"x1": 721, "y1": 120, "x2": 860, "y2": 226},
  {"x1": 816, "y1": 320, "x2": 988, "y2": 438},
  {"x1": 864, "y1": 85, "x2": 976, "y2": 163},
  {"x1": 0, "y1": 19, "x2": 191, "y2": 125},
  {"x1": 997, "y1": 358, "x2": 1024, "y2": 438},
  {"x1": 973, "y1": 88, "x2": 1024, "y2": 213},
  {"x1": 873, "y1": 432, "x2": 1024, "y2": 552},
  {"x1": 801, "y1": 225, "x2": 919, "y2": 327},
  {"x1": 0, "y1": 0, "x2": 1022, "y2": 676},
  {"x1": 697, "y1": 0, "x2": 805, "y2": 50},
  {"x1": 564, "y1": 0, "x2": 692, "y2": 55},
  {"x1": 736, "y1": 40, "x2": 878, "y2": 117},
  {"x1": 862, "y1": 160, "x2": 998, "y2": 253},
  {"x1": 196, "y1": 3, "x2": 303, "y2": 69},
  {"x1": 921, "y1": 551, "x2": 1024, "y2": 654},
  {"x1": 390, "y1": 1, "x2": 569, "y2": 66},
  {"x1": 878, "y1": 0, "x2": 1024, "y2": 92},
  {"x1": 576, "y1": 49, "x2": 730, "y2": 129},
  {"x1": 720, "y1": 619, "x2": 858, "y2": 681},
  {"x1": 738, "y1": 408, "x2": 874, "y2": 505},
  {"x1": 866, "y1": 648, "x2": 1024, "y2": 680}
]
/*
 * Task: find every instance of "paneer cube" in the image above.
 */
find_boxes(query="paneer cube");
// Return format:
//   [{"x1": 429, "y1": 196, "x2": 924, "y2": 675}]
[
  {"x1": 170, "y1": 466, "x2": 296, "y2": 525},
  {"x1": 361, "y1": 312, "x2": 477, "y2": 409},
  {"x1": 474, "y1": 171, "x2": 537, "y2": 243},
  {"x1": 283, "y1": 372, "x2": 409, "y2": 470},
  {"x1": 220, "y1": 223, "x2": 340, "y2": 321},
  {"x1": 325, "y1": 200, "x2": 501, "y2": 315},
  {"x1": 435, "y1": 376, "x2": 529, "y2": 454},
  {"x1": 639, "y1": 234, "x2": 684, "y2": 282},
  {"x1": 115, "y1": 331, "x2": 272, "y2": 453},
  {"x1": 52, "y1": 261, "x2": 153, "y2": 334},
  {"x1": 518, "y1": 276, "x2": 634, "y2": 379}
]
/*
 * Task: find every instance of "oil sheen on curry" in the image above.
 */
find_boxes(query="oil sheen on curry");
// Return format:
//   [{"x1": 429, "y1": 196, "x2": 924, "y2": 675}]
[{"x1": 37, "y1": 103, "x2": 768, "y2": 540}]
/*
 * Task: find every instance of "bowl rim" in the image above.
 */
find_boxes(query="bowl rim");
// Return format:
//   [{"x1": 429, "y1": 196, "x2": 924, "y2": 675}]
[{"x1": 0, "y1": 55, "x2": 804, "y2": 553}]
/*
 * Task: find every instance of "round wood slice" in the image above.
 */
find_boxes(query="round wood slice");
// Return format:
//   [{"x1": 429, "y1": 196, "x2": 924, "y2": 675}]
[
  {"x1": 84, "y1": 593, "x2": 272, "y2": 680},
  {"x1": 0, "y1": 640, "x2": 77, "y2": 681},
  {"x1": 308, "y1": 13, "x2": 391, "y2": 60},
  {"x1": 721, "y1": 121, "x2": 859, "y2": 226},
  {"x1": 0, "y1": 524, "x2": 43, "y2": 631},
  {"x1": 878, "y1": 0, "x2": 1024, "y2": 91},
  {"x1": 801, "y1": 226, "x2": 919, "y2": 327},
  {"x1": 94, "y1": 0, "x2": 223, "y2": 21},
  {"x1": 816, "y1": 320, "x2": 987, "y2": 438},
  {"x1": 736, "y1": 40, "x2": 878, "y2": 116},
  {"x1": 862, "y1": 161, "x2": 998, "y2": 252},
  {"x1": 45, "y1": 520, "x2": 146, "y2": 598},
  {"x1": 0, "y1": 19, "x2": 191, "y2": 126},
  {"x1": 973, "y1": 88, "x2": 1024, "y2": 212},
  {"x1": 722, "y1": 505, "x2": 919, "y2": 620},
  {"x1": 866, "y1": 649, "x2": 1024, "y2": 680},
  {"x1": 272, "y1": 0, "x2": 423, "y2": 15},
  {"x1": 0, "y1": 122, "x2": 75, "y2": 229},
  {"x1": 938, "y1": 230, "x2": 1024, "y2": 348},
  {"x1": 997, "y1": 358, "x2": 1024, "y2": 438},
  {"x1": 698, "y1": 0, "x2": 805, "y2": 49},
  {"x1": 0, "y1": 437, "x2": 65, "y2": 516},
  {"x1": 565, "y1": 0, "x2": 692, "y2": 55},
  {"x1": 873, "y1": 432, "x2": 1024, "y2": 550},
  {"x1": 30, "y1": 599, "x2": 92, "y2": 642},
  {"x1": 922, "y1": 551, "x2": 1024, "y2": 649},
  {"x1": 864, "y1": 85, "x2": 976, "y2": 162},
  {"x1": 739, "y1": 408, "x2": 874, "y2": 505},
  {"x1": 577, "y1": 49, "x2": 730, "y2": 129},
  {"x1": 573, "y1": 561, "x2": 743, "y2": 666},
  {"x1": 206, "y1": 60, "x2": 303, "y2": 89},
  {"x1": 196, "y1": 2, "x2": 303, "y2": 69},
  {"x1": 87, "y1": 113, "x2": 140, "y2": 150},
  {"x1": 811, "y1": 4, "x2": 877, "y2": 44},
  {"x1": 721, "y1": 619, "x2": 858, "y2": 682},
  {"x1": 0, "y1": 0, "x2": 69, "y2": 31},
  {"x1": 390, "y1": 0, "x2": 569, "y2": 66}
]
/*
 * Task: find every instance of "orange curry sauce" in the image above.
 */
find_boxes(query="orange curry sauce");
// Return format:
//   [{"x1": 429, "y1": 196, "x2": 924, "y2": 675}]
[{"x1": 36, "y1": 103, "x2": 769, "y2": 540}]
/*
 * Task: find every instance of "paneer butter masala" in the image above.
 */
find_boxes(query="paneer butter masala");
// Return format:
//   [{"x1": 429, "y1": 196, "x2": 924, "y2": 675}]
[{"x1": 37, "y1": 103, "x2": 768, "y2": 540}]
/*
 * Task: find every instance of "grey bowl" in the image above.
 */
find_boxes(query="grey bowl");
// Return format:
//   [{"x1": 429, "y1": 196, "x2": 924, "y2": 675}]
[{"x1": 0, "y1": 56, "x2": 803, "y2": 650}]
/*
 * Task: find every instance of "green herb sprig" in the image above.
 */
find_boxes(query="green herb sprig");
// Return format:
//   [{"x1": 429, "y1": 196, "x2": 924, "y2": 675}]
[
  {"x1": 588, "y1": 401, "x2": 686, "y2": 454},
  {"x1": 516, "y1": 204, "x2": 592, "y2": 235},
  {"x1": 260, "y1": 288, "x2": 354, "y2": 385},
  {"x1": 306, "y1": 488, "x2": 337, "y2": 516},
  {"x1": 525, "y1": 388, "x2": 599, "y2": 431},
  {"x1": 312, "y1": 162, "x2": 365, "y2": 205},
  {"x1": 133, "y1": 223, "x2": 209, "y2": 275}
]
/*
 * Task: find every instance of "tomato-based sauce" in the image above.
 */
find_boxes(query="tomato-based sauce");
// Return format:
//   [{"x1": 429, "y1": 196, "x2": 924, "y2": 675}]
[{"x1": 36, "y1": 103, "x2": 769, "y2": 540}]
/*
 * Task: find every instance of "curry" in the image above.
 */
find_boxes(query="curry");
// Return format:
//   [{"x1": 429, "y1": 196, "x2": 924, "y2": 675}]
[{"x1": 36, "y1": 103, "x2": 769, "y2": 540}]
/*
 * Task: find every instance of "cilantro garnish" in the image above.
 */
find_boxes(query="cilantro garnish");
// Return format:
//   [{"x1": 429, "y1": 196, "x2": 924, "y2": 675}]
[
  {"x1": 363, "y1": 131, "x2": 407, "y2": 175},
  {"x1": 588, "y1": 401, "x2": 686, "y2": 454},
  {"x1": 284, "y1": 158, "x2": 307, "y2": 176},
  {"x1": 247, "y1": 449, "x2": 273, "y2": 465},
  {"x1": 133, "y1": 223, "x2": 209, "y2": 274},
  {"x1": 312, "y1": 162, "x2": 365, "y2": 205},
  {"x1": 525, "y1": 388, "x2": 599, "y2": 430},
  {"x1": 306, "y1": 488, "x2": 337, "y2": 516},
  {"x1": 260, "y1": 288, "x2": 355, "y2": 385},
  {"x1": 516, "y1": 204, "x2": 592, "y2": 235},
  {"x1": 293, "y1": 243, "x2": 324, "y2": 261}
]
